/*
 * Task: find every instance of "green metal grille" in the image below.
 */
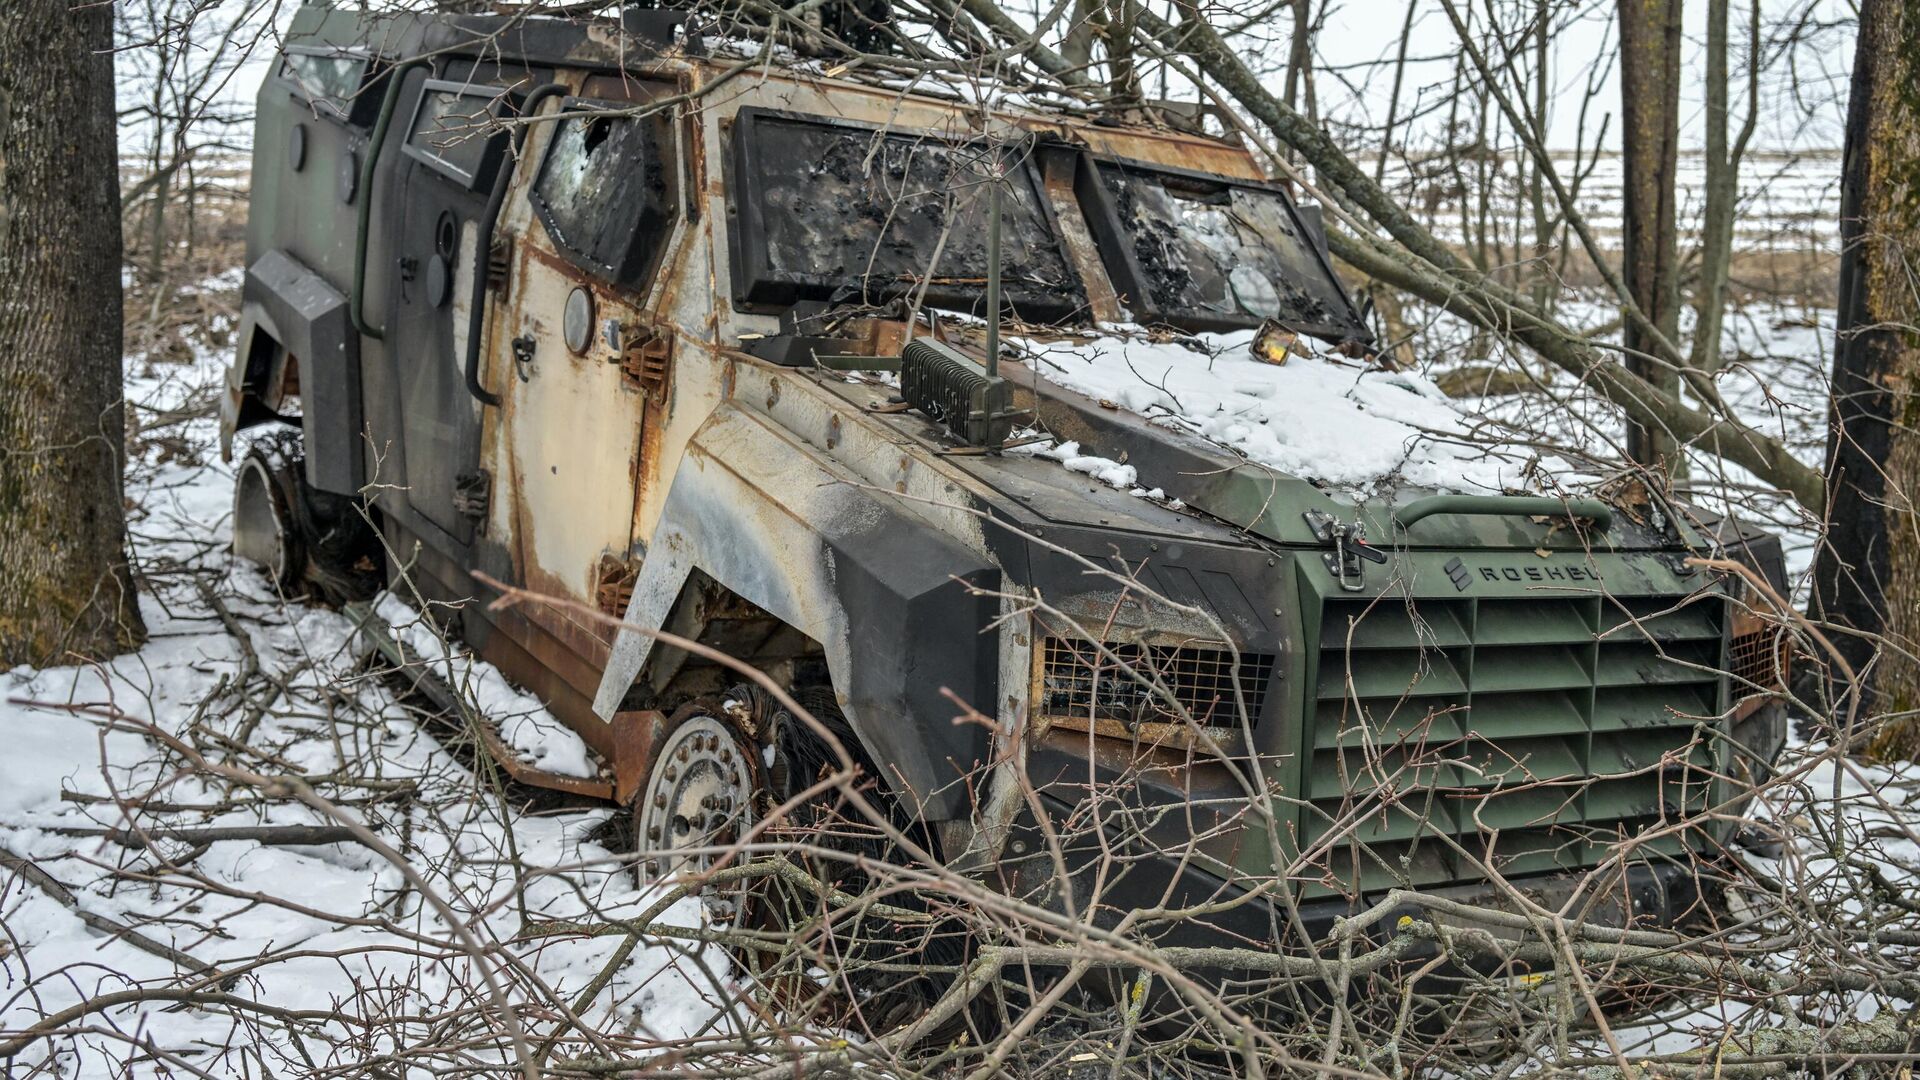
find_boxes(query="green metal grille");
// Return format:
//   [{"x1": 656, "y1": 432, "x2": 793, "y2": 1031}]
[{"x1": 1299, "y1": 592, "x2": 1726, "y2": 897}]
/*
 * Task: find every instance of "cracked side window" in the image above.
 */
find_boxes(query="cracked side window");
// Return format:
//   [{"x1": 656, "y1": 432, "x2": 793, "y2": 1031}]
[{"x1": 530, "y1": 108, "x2": 676, "y2": 289}]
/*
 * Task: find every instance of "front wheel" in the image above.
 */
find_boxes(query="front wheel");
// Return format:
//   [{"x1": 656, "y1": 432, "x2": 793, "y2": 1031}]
[
  {"x1": 745, "y1": 686, "x2": 985, "y2": 1039},
  {"x1": 632, "y1": 704, "x2": 756, "y2": 916}
]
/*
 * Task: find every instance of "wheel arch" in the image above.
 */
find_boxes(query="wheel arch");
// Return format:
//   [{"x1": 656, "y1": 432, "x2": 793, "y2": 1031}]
[{"x1": 594, "y1": 403, "x2": 1003, "y2": 823}]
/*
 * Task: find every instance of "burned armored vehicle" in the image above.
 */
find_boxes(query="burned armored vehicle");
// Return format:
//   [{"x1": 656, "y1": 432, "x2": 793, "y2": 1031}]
[{"x1": 225, "y1": 0, "x2": 1791, "y2": 1000}]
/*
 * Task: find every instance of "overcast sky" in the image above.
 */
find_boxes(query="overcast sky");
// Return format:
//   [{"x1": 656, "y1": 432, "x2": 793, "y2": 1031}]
[
  {"x1": 130, "y1": 0, "x2": 1857, "y2": 157},
  {"x1": 1308, "y1": 0, "x2": 1855, "y2": 152}
]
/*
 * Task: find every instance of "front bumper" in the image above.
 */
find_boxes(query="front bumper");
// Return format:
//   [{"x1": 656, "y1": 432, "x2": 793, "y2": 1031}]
[{"x1": 989, "y1": 791, "x2": 1710, "y2": 1019}]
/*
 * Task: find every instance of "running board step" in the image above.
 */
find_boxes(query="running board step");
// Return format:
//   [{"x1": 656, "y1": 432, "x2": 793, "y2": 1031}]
[{"x1": 345, "y1": 600, "x2": 618, "y2": 801}]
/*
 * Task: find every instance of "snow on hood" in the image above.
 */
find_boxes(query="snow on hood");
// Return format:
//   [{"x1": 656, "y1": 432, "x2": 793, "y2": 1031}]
[{"x1": 1012, "y1": 327, "x2": 1571, "y2": 499}]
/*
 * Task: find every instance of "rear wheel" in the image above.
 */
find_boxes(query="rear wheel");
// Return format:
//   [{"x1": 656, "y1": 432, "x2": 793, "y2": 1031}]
[
  {"x1": 230, "y1": 430, "x2": 381, "y2": 603},
  {"x1": 232, "y1": 449, "x2": 299, "y2": 587}
]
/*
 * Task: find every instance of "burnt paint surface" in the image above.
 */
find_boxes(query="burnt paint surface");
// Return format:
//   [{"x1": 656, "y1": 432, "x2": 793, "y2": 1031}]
[
  {"x1": 530, "y1": 104, "x2": 677, "y2": 286},
  {"x1": 727, "y1": 110, "x2": 1085, "y2": 320}
]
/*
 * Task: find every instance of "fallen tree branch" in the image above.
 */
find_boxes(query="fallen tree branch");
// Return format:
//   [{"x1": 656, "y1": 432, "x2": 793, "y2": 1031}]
[
  {"x1": 1103, "y1": 4, "x2": 1827, "y2": 510},
  {"x1": 0, "y1": 844, "x2": 216, "y2": 983},
  {"x1": 44, "y1": 824, "x2": 361, "y2": 848}
]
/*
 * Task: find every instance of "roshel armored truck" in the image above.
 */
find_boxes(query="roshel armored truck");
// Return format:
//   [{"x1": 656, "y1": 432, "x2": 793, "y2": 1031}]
[{"x1": 223, "y1": 0, "x2": 1792, "y2": 1014}]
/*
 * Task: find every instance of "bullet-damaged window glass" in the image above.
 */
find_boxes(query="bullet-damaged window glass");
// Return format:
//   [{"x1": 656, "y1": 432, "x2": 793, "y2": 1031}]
[
  {"x1": 529, "y1": 106, "x2": 676, "y2": 288},
  {"x1": 402, "y1": 83, "x2": 511, "y2": 192},
  {"x1": 281, "y1": 50, "x2": 366, "y2": 118},
  {"x1": 728, "y1": 110, "x2": 1085, "y2": 321},
  {"x1": 1085, "y1": 161, "x2": 1371, "y2": 342}
]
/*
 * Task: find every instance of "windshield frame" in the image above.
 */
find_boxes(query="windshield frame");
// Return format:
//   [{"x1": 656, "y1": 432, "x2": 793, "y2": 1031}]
[
  {"x1": 724, "y1": 107, "x2": 1088, "y2": 322},
  {"x1": 1074, "y1": 152, "x2": 1373, "y2": 343}
]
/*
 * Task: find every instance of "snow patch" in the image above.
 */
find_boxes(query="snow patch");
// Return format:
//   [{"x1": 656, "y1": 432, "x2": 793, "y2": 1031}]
[
  {"x1": 1031, "y1": 438, "x2": 1139, "y2": 489},
  {"x1": 1013, "y1": 328, "x2": 1576, "y2": 498},
  {"x1": 373, "y1": 592, "x2": 598, "y2": 779}
]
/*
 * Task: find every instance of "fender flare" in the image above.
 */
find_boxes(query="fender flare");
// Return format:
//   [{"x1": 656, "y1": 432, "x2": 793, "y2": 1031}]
[
  {"x1": 226, "y1": 249, "x2": 364, "y2": 496},
  {"x1": 593, "y1": 402, "x2": 1001, "y2": 822}
]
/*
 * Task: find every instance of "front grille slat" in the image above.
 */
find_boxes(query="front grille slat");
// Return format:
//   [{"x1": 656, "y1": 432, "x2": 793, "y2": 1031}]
[
  {"x1": 1473, "y1": 598, "x2": 1595, "y2": 646},
  {"x1": 1592, "y1": 683, "x2": 1718, "y2": 731},
  {"x1": 1039, "y1": 636, "x2": 1274, "y2": 727},
  {"x1": 1466, "y1": 690, "x2": 1588, "y2": 738},
  {"x1": 1593, "y1": 638, "x2": 1721, "y2": 686},
  {"x1": 1301, "y1": 588, "x2": 1728, "y2": 898},
  {"x1": 1315, "y1": 647, "x2": 1468, "y2": 700}
]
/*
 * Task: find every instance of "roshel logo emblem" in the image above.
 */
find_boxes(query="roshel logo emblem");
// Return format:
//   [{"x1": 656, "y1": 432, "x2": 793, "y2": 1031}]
[{"x1": 1444, "y1": 556, "x2": 1604, "y2": 591}]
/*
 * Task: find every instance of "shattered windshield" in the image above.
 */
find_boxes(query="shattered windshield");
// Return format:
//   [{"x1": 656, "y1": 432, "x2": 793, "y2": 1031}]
[
  {"x1": 729, "y1": 110, "x2": 1086, "y2": 321},
  {"x1": 1088, "y1": 161, "x2": 1371, "y2": 342}
]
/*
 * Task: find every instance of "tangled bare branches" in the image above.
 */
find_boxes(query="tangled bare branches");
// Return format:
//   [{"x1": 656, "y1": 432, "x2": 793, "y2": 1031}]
[
  {"x1": 9, "y1": 3, "x2": 1906, "y2": 1078},
  {"x1": 4, "y1": 388, "x2": 1916, "y2": 1077}
]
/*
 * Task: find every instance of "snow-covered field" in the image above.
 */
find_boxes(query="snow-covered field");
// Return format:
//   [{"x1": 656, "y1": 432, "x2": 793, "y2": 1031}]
[
  {"x1": 0, "y1": 342, "x2": 731, "y2": 1076},
  {"x1": 1372, "y1": 149, "x2": 1843, "y2": 254}
]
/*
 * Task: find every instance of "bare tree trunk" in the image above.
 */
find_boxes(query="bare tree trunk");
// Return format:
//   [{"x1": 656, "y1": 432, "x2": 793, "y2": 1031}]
[
  {"x1": 1528, "y1": 0, "x2": 1553, "y2": 312},
  {"x1": 1689, "y1": 0, "x2": 1759, "y2": 375},
  {"x1": 0, "y1": 0, "x2": 146, "y2": 663},
  {"x1": 1616, "y1": 0, "x2": 1684, "y2": 470},
  {"x1": 1374, "y1": 0, "x2": 1417, "y2": 184},
  {"x1": 1283, "y1": 0, "x2": 1315, "y2": 119},
  {"x1": 1062, "y1": 0, "x2": 1098, "y2": 79},
  {"x1": 1812, "y1": 2, "x2": 1920, "y2": 753},
  {"x1": 1105, "y1": 0, "x2": 1141, "y2": 105}
]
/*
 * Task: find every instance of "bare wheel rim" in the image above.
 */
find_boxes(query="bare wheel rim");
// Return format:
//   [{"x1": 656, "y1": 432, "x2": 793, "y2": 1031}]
[
  {"x1": 232, "y1": 456, "x2": 292, "y2": 583},
  {"x1": 635, "y1": 714, "x2": 751, "y2": 914}
]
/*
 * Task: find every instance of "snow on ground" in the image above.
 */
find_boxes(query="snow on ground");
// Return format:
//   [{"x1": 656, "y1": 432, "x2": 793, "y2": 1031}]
[
  {"x1": 0, "y1": 342, "x2": 727, "y2": 1075},
  {"x1": 0, "y1": 267, "x2": 1886, "y2": 1075},
  {"x1": 1597, "y1": 747, "x2": 1920, "y2": 1060},
  {"x1": 374, "y1": 592, "x2": 597, "y2": 779}
]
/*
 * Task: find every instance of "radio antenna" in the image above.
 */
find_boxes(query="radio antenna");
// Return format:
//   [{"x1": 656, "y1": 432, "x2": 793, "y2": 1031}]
[{"x1": 984, "y1": 144, "x2": 1002, "y2": 382}]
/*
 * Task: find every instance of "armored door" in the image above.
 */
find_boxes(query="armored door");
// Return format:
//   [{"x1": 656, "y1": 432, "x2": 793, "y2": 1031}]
[
  {"x1": 383, "y1": 79, "x2": 514, "y2": 551},
  {"x1": 493, "y1": 92, "x2": 681, "y2": 603}
]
